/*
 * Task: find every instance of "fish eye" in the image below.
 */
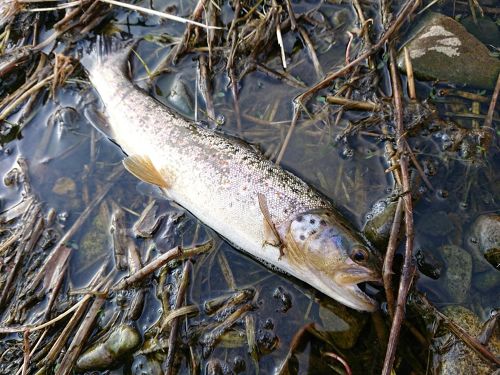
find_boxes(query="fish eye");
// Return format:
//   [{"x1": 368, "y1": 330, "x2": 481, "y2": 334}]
[{"x1": 352, "y1": 247, "x2": 369, "y2": 264}]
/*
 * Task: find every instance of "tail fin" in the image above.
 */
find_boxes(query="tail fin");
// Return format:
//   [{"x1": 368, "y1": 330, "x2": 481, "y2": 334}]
[{"x1": 79, "y1": 35, "x2": 137, "y2": 74}]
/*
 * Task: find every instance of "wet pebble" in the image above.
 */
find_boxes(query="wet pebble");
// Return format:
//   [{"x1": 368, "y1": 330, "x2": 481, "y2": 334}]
[
  {"x1": 167, "y1": 75, "x2": 194, "y2": 116},
  {"x1": 132, "y1": 355, "x2": 163, "y2": 375},
  {"x1": 415, "y1": 247, "x2": 443, "y2": 280},
  {"x1": 256, "y1": 328, "x2": 279, "y2": 355},
  {"x1": 205, "y1": 359, "x2": 233, "y2": 375},
  {"x1": 273, "y1": 286, "x2": 292, "y2": 312},
  {"x1": 363, "y1": 198, "x2": 398, "y2": 248},
  {"x1": 52, "y1": 176, "x2": 76, "y2": 196},
  {"x1": 468, "y1": 214, "x2": 500, "y2": 271},
  {"x1": 232, "y1": 355, "x2": 246, "y2": 373},
  {"x1": 440, "y1": 245, "x2": 472, "y2": 303},
  {"x1": 77, "y1": 325, "x2": 141, "y2": 370}
]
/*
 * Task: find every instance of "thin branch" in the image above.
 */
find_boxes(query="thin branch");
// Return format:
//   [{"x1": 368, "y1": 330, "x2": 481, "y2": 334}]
[
  {"x1": 99, "y1": 0, "x2": 222, "y2": 29},
  {"x1": 382, "y1": 45, "x2": 416, "y2": 375},
  {"x1": 484, "y1": 72, "x2": 500, "y2": 129},
  {"x1": 165, "y1": 261, "x2": 192, "y2": 375},
  {"x1": 383, "y1": 197, "x2": 404, "y2": 319}
]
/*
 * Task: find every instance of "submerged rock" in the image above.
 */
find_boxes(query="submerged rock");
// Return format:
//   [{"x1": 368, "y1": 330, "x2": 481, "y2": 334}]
[
  {"x1": 468, "y1": 214, "x2": 500, "y2": 271},
  {"x1": 415, "y1": 247, "x2": 443, "y2": 280},
  {"x1": 419, "y1": 211, "x2": 454, "y2": 237},
  {"x1": 77, "y1": 324, "x2": 141, "y2": 370},
  {"x1": 440, "y1": 245, "x2": 472, "y2": 303},
  {"x1": 318, "y1": 300, "x2": 367, "y2": 349},
  {"x1": 474, "y1": 270, "x2": 500, "y2": 292},
  {"x1": 167, "y1": 75, "x2": 194, "y2": 116},
  {"x1": 433, "y1": 306, "x2": 500, "y2": 375},
  {"x1": 398, "y1": 13, "x2": 500, "y2": 89},
  {"x1": 52, "y1": 176, "x2": 76, "y2": 196}
]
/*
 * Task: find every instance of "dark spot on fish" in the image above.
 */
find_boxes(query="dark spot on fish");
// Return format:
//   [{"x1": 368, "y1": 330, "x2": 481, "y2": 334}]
[
  {"x1": 299, "y1": 235, "x2": 305, "y2": 241},
  {"x1": 320, "y1": 220, "x2": 326, "y2": 226},
  {"x1": 310, "y1": 219, "x2": 315, "y2": 224},
  {"x1": 297, "y1": 215, "x2": 303, "y2": 222},
  {"x1": 310, "y1": 230, "x2": 317, "y2": 235}
]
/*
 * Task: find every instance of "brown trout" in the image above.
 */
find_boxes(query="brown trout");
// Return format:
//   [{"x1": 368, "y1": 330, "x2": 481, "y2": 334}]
[{"x1": 81, "y1": 39, "x2": 382, "y2": 311}]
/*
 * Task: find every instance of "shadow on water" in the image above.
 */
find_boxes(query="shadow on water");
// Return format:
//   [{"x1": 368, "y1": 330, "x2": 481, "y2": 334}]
[{"x1": 0, "y1": 0, "x2": 499, "y2": 374}]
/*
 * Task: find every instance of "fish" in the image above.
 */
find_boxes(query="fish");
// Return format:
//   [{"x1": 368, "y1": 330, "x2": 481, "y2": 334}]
[{"x1": 80, "y1": 38, "x2": 382, "y2": 311}]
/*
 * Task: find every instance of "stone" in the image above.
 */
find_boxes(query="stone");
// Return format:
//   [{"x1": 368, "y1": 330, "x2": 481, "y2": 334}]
[
  {"x1": 52, "y1": 176, "x2": 76, "y2": 196},
  {"x1": 467, "y1": 214, "x2": 500, "y2": 271},
  {"x1": 318, "y1": 300, "x2": 367, "y2": 349},
  {"x1": 474, "y1": 270, "x2": 500, "y2": 292},
  {"x1": 363, "y1": 198, "x2": 398, "y2": 248},
  {"x1": 440, "y1": 245, "x2": 472, "y2": 303},
  {"x1": 398, "y1": 13, "x2": 500, "y2": 89},
  {"x1": 433, "y1": 306, "x2": 500, "y2": 375},
  {"x1": 77, "y1": 325, "x2": 141, "y2": 370}
]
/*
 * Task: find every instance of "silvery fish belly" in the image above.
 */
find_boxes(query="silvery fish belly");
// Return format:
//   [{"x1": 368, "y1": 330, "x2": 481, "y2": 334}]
[{"x1": 81, "y1": 41, "x2": 382, "y2": 311}]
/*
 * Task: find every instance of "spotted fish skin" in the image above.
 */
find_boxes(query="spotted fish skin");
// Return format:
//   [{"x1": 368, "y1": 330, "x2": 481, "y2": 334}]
[{"x1": 82, "y1": 40, "x2": 382, "y2": 311}]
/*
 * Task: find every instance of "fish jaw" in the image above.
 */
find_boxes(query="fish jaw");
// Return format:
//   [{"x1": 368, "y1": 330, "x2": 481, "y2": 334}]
[
  {"x1": 278, "y1": 209, "x2": 383, "y2": 312},
  {"x1": 291, "y1": 258, "x2": 381, "y2": 311}
]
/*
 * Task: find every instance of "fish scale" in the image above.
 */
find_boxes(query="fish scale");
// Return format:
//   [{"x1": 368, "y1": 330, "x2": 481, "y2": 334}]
[{"x1": 82, "y1": 39, "x2": 382, "y2": 311}]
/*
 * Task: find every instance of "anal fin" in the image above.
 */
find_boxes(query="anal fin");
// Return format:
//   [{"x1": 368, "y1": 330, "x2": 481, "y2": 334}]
[{"x1": 123, "y1": 155, "x2": 170, "y2": 189}]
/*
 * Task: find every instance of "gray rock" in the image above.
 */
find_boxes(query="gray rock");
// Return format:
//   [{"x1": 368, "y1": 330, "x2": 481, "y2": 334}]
[
  {"x1": 474, "y1": 270, "x2": 500, "y2": 292},
  {"x1": 167, "y1": 74, "x2": 194, "y2": 116},
  {"x1": 440, "y1": 245, "x2": 472, "y2": 303},
  {"x1": 318, "y1": 300, "x2": 367, "y2": 349},
  {"x1": 468, "y1": 214, "x2": 500, "y2": 271},
  {"x1": 398, "y1": 13, "x2": 500, "y2": 89}
]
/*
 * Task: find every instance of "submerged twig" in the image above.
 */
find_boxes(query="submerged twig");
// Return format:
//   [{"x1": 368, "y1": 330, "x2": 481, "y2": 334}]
[
  {"x1": 403, "y1": 47, "x2": 416, "y2": 100},
  {"x1": 383, "y1": 197, "x2": 404, "y2": 319},
  {"x1": 165, "y1": 261, "x2": 192, "y2": 375},
  {"x1": 323, "y1": 352, "x2": 352, "y2": 375},
  {"x1": 484, "y1": 73, "x2": 500, "y2": 129},
  {"x1": 382, "y1": 46, "x2": 416, "y2": 375}
]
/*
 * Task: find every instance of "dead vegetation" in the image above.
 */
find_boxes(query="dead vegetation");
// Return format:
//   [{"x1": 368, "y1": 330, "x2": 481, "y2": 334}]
[{"x1": 0, "y1": 0, "x2": 499, "y2": 374}]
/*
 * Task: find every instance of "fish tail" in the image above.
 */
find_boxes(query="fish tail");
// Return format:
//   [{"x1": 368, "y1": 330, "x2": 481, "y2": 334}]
[{"x1": 79, "y1": 35, "x2": 137, "y2": 74}]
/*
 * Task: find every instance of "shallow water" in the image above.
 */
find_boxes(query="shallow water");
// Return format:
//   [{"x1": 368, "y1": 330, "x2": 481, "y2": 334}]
[{"x1": 0, "y1": 0, "x2": 498, "y2": 374}]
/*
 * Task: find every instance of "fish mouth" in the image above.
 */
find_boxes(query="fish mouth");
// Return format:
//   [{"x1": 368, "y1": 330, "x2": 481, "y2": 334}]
[
  {"x1": 324, "y1": 264, "x2": 382, "y2": 312},
  {"x1": 350, "y1": 279, "x2": 382, "y2": 312}
]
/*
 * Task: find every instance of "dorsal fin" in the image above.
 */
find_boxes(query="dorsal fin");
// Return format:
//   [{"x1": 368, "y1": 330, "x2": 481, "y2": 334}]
[{"x1": 123, "y1": 155, "x2": 169, "y2": 189}]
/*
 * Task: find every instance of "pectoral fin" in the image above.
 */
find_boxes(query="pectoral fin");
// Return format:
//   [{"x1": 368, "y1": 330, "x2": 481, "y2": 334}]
[
  {"x1": 258, "y1": 193, "x2": 285, "y2": 258},
  {"x1": 123, "y1": 155, "x2": 169, "y2": 189}
]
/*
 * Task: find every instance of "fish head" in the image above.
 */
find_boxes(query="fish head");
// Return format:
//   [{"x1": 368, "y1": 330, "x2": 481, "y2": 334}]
[{"x1": 281, "y1": 209, "x2": 382, "y2": 311}]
